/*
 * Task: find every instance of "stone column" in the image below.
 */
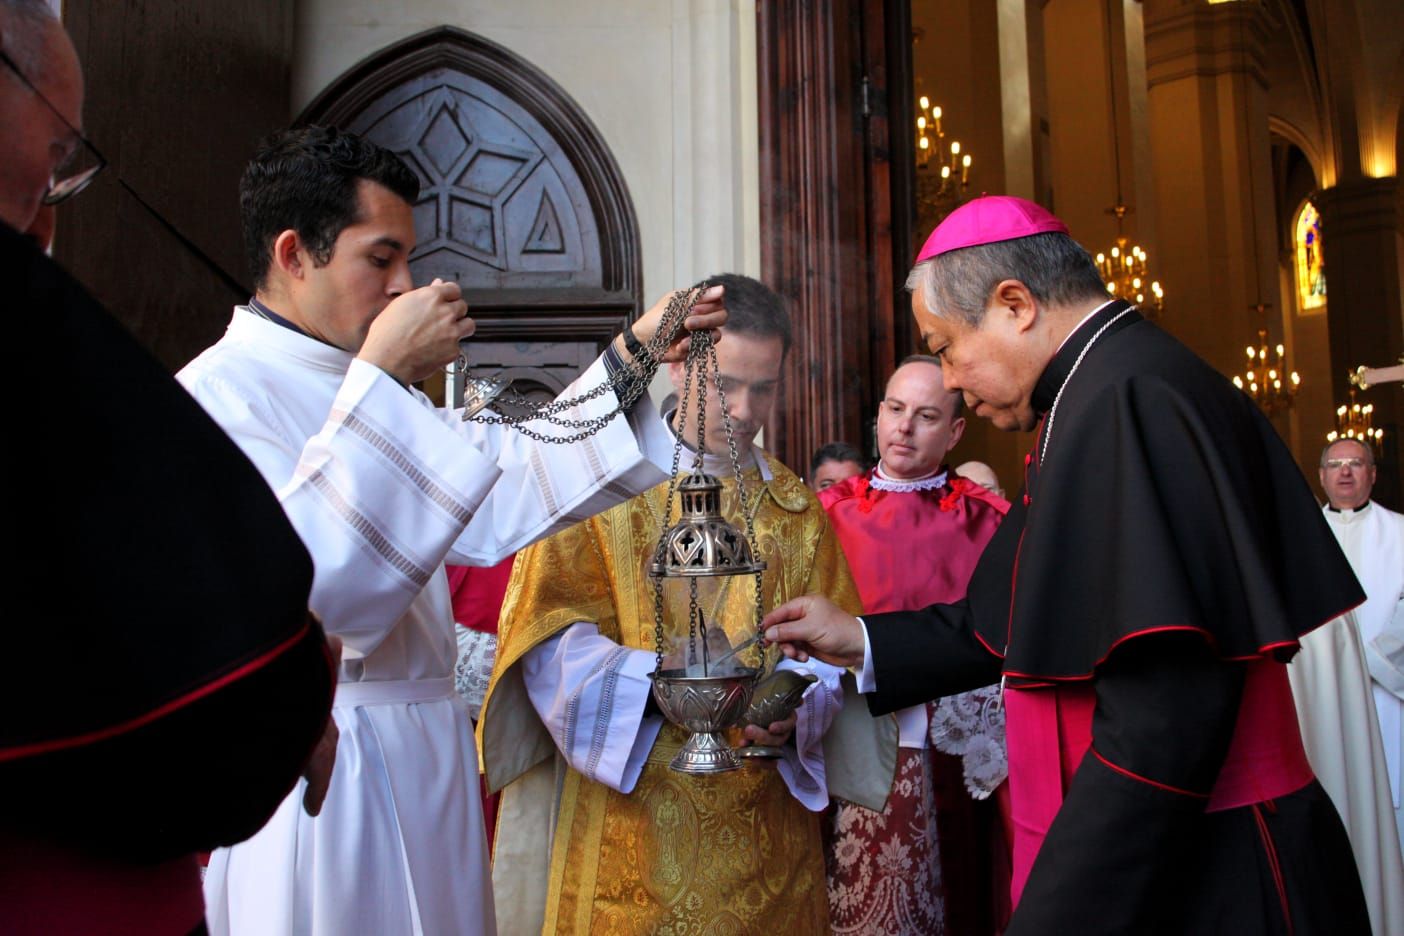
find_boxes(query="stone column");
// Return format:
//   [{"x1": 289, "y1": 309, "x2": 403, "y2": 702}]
[{"x1": 1143, "y1": 0, "x2": 1282, "y2": 381}]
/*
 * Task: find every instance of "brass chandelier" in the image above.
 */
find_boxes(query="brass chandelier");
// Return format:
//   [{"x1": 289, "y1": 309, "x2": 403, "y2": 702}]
[
  {"x1": 1326, "y1": 388, "x2": 1384, "y2": 451},
  {"x1": 1231, "y1": 324, "x2": 1301, "y2": 416},
  {"x1": 1096, "y1": 205, "x2": 1165, "y2": 316},
  {"x1": 914, "y1": 94, "x2": 972, "y2": 234}
]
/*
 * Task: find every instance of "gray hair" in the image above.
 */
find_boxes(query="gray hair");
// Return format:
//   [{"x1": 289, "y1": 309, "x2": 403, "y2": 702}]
[
  {"x1": 0, "y1": 0, "x2": 59, "y2": 84},
  {"x1": 1320, "y1": 437, "x2": 1374, "y2": 468},
  {"x1": 904, "y1": 231, "x2": 1110, "y2": 327}
]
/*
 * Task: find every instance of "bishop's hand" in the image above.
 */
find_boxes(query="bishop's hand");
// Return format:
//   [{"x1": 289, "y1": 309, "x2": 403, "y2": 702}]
[
  {"x1": 762, "y1": 595, "x2": 866, "y2": 669},
  {"x1": 619, "y1": 285, "x2": 728, "y2": 365}
]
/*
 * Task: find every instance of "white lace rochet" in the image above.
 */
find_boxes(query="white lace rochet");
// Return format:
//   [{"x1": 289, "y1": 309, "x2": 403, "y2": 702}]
[
  {"x1": 454, "y1": 627, "x2": 498, "y2": 721},
  {"x1": 927, "y1": 683, "x2": 1008, "y2": 800}
]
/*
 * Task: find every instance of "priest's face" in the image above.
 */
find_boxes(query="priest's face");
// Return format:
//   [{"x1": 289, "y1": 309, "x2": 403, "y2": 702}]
[
  {"x1": 912, "y1": 286, "x2": 1043, "y2": 432},
  {"x1": 669, "y1": 329, "x2": 784, "y2": 458},
  {"x1": 293, "y1": 179, "x2": 416, "y2": 352},
  {"x1": 0, "y1": 22, "x2": 84, "y2": 239},
  {"x1": 1319, "y1": 440, "x2": 1375, "y2": 510},
  {"x1": 877, "y1": 360, "x2": 965, "y2": 480}
]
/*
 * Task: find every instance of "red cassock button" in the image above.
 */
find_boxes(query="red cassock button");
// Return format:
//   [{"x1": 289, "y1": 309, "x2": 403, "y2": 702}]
[
  {"x1": 1024, "y1": 453, "x2": 1032, "y2": 466},
  {"x1": 1023, "y1": 494, "x2": 1031, "y2": 506}
]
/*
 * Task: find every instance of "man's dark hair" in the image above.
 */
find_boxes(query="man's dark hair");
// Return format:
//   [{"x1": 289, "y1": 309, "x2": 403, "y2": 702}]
[
  {"x1": 240, "y1": 125, "x2": 420, "y2": 290},
  {"x1": 810, "y1": 441, "x2": 867, "y2": 478},
  {"x1": 904, "y1": 231, "x2": 1109, "y2": 327},
  {"x1": 893, "y1": 353, "x2": 964, "y2": 416},
  {"x1": 701, "y1": 272, "x2": 793, "y2": 356}
]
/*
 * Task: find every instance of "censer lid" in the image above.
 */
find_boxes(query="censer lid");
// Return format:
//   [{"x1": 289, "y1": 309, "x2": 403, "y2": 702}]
[{"x1": 648, "y1": 471, "x2": 767, "y2": 578}]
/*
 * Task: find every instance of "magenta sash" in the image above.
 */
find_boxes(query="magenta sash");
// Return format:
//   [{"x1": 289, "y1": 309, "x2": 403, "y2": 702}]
[{"x1": 1003, "y1": 659, "x2": 1314, "y2": 906}]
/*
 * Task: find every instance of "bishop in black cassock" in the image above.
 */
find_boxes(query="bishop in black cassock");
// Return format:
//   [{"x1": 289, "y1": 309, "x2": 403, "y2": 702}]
[{"x1": 763, "y1": 196, "x2": 1370, "y2": 934}]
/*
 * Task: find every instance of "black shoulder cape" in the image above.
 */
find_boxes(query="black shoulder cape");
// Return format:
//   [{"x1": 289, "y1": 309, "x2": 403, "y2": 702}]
[
  {"x1": 2, "y1": 222, "x2": 321, "y2": 758},
  {"x1": 966, "y1": 301, "x2": 1362, "y2": 679}
]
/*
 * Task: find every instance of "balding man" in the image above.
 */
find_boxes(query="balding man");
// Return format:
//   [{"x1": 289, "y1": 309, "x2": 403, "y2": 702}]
[
  {"x1": 956, "y1": 460, "x2": 1005, "y2": 499},
  {"x1": 819, "y1": 355, "x2": 1011, "y2": 934},
  {"x1": 1, "y1": 3, "x2": 335, "y2": 932},
  {"x1": 1290, "y1": 439, "x2": 1404, "y2": 933},
  {"x1": 763, "y1": 196, "x2": 1368, "y2": 933}
]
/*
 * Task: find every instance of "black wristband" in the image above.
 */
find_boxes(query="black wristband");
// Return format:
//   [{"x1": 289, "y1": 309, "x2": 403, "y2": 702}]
[{"x1": 622, "y1": 320, "x2": 645, "y2": 358}]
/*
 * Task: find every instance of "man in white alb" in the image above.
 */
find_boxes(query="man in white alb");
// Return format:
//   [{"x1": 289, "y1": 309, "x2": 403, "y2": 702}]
[
  {"x1": 178, "y1": 125, "x2": 726, "y2": 936},
  {"x1": 1289, "y1": 437, "x2": 1404, "y2": 935}
]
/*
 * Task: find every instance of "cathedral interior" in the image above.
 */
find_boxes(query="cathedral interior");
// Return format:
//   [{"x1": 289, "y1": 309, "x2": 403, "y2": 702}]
[{"x1": 52, "y1": 0, "x2": 1403, "y2": 506}]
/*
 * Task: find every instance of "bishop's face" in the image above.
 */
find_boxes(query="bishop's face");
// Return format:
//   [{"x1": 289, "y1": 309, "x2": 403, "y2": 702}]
[
  {"x1": 293, "y1": 179, "x2": 417, "y2": 352},
  {"x1": 912, "y1": 288, "x2": 1043, "y2": 432},
  {"x1": 1319, "y1": 440, "x2": 1375, "y2": 510},
  {"x1": 669, "y1": 329, "x2": 784, "y2": 459}
]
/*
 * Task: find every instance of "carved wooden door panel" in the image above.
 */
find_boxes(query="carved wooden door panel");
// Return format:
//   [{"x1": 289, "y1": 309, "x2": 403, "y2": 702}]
[
  {"x1": 300, "y1": 28, "x2": 641, "y2": 405},
  {"x1": 347, "y1": 78, "x2": 601, "y2": 292}
]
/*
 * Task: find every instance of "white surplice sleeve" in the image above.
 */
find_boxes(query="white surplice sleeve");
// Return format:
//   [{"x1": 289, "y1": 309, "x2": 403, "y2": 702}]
[
  {"x1": 439, "y1": 354, "x2": 674, "y2": 565},
  {"x1": 521, "y1": 623, "x2": 663, "y2": 794},
  {"x1": 182, "y1": 352, "x2": 668, "y2": 657}
]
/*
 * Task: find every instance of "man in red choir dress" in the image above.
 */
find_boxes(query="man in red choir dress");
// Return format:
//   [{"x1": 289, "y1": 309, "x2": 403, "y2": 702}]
[{"x1": 820, "y1": 356, "x2": 1010, "y2": 935}]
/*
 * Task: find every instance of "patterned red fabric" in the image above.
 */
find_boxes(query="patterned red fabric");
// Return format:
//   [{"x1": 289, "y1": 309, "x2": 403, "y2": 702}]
[
  {"x1": 827, "y1": 748, "x2": 945, "y2": 935},
  {"x1": 821, "y1": 469, "x2": 1012, "y2": 934}
]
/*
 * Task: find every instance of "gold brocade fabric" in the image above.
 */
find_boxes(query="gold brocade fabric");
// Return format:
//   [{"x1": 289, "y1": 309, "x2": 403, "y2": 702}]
[{"x1": 487, "y1": 455, "x2": 861, "y2": 935}]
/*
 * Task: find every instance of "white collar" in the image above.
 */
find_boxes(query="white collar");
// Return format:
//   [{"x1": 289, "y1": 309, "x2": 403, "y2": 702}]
[
  {"x1": 1324, "y1": 501, "x2": 1373, "y2": 523},
  {"x1": 227, "y1": 306, "x2": 356, "y2": 374},
  {"x1": 1053, "y1": 298, "x2": 1120, "y2": 355},
  {"x1": 871, "y1": 463, "x2": 947, "y2": 492},
  {"x1": 663, "y1": 410, "x2": 772, "y2": 481}
]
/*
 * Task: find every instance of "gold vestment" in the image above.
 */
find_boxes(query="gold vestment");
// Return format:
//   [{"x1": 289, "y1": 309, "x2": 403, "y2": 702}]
[{"x1": 480, "y1": 454, "x2": 863, "y2": 935}]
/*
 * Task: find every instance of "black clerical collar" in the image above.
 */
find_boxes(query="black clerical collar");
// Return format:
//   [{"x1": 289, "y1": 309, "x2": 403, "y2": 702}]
[
  {"x1": 247, "y1": 297, "x2": 335, "y2": 347},
  {"x1": 1030, "y1": 298, "x2": 1137, "y2": 416},
  {"x1": 1326, "y1": 501, "x2": 1371, "y2": 514}
]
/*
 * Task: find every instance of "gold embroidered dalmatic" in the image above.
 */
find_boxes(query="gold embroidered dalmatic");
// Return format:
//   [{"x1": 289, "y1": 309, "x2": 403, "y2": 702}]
[{"x1": 480, "y1": 454, "x2": 862, "y2": 935}]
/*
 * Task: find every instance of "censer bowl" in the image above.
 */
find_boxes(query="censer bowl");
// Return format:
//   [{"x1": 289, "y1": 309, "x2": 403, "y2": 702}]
[
  {"x1": 649, "y1": 667, "x2": 758, "y2": 774},
  {"x1": 736, "y1": 670, "x2": 817, "y2": 760}
]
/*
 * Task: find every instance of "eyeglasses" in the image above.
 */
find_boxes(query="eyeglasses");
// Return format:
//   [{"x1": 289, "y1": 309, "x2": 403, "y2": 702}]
[
  {"x1": 0, "y1": 47, "x2": 106, "y2": 206},
  {"x1": 1324, "y1": 458, "x2": 1367, "y2": 470}
]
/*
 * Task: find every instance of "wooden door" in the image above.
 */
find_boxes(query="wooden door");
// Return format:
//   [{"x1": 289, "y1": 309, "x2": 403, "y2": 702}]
[
  {"x1": 757, "y1": 0, "x2": 916, "y2": 474},
  {"x1": 300, "y1": 27, "x2": 641, "y2": 405},
  {"x1": 55, "y1": 0, "x2": 294, "y2": 370}
]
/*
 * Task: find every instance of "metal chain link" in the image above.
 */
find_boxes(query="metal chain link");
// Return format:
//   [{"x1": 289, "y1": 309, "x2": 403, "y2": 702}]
[
  {"x1": 646, "y1": 287, "x2": 765, "y2": 672},
  {"x1": 462, "y1": 289, "x2": 702, "y2": 444},
  {"x1": 650, "y1": 308, "x2": 705, "y2": 670},
  {"x1": 706, "y1": 339, "x2": 767, "y2": 646}
]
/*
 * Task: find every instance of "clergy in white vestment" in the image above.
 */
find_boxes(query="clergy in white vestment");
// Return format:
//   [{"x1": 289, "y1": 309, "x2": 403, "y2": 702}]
[
  {"x1": 1289, "y1": 438, "x2": 1404, "y2": 936},
  {"x1": 177, "y1": 126, "x2": 727, "y2": 936}
]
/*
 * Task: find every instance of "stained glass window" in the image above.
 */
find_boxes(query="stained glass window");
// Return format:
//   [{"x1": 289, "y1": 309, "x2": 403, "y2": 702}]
[{"x1": 1295, "y1": 200, "x2": 1326, "y2": 311}]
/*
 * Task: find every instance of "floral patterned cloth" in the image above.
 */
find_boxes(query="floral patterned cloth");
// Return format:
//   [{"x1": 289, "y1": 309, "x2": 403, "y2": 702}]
[
  {"x1": 928, "y1": 686, "x2": 1008, "y2": 800},
  {"x1": 827, "y1": 748, "x2": 944, "y2": 935}
]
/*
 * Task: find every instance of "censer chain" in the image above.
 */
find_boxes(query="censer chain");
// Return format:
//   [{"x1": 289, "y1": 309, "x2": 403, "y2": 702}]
[{"x1": 464, "y1": 288, "x2": 702, "y2": 444}]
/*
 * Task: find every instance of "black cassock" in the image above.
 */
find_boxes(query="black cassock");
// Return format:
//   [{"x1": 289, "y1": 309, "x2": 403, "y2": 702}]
[
  {"x1": 865, "y1": 300, "x2": 1371, "y2": 935},
  {"x1": 0, "y1": 223, "x2": 334, "y2": 933}
]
